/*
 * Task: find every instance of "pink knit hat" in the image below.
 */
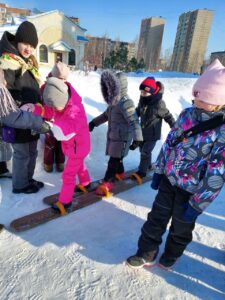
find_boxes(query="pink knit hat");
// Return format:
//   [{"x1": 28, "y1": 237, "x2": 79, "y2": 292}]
[
  {"x1": 51, "y1": 61, "x2": 70, "y2": 80},
  {"x1": 192, "y1": 59, "x2": 225, "y2": 105}
]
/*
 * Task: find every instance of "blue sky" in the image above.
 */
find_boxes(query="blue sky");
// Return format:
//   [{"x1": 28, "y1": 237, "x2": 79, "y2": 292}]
[{"x1": 7, "y1": 0, "x2": 225, "y2": 57}]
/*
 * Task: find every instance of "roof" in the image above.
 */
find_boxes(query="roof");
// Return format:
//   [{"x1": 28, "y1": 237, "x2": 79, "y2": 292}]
[
  {"x1": 77, "y1": 35, "x2": 89, "y2": 42},
  {"x1": 49, "y1": 40, "x2": 72, "y2": 52},
  {"x1": 28, "y1": 10, "x2": 87, "y2": 32}
]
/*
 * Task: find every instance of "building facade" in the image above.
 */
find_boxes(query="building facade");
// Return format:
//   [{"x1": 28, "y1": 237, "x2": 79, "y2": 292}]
[
  {"x1": 84, "y1": 36, "x2": 136, "y2": 68},
  {"x1": 137, "y1": 17, "x2": 165, "y2": 71},
  {"x1": 170, "y1": 9, "x2": 213, "y2": 74}
]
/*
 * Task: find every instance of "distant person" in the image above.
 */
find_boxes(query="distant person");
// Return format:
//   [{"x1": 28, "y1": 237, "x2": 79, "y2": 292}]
[
  {"x1": 132, "y1": 77, "x2": 175, "y2": 181},
  {"x1": 22, "y1": 65, "x2": 92, "y2": 215},
  {"x1": 89, "y1": 71, "x2": 143, "y2": 195},
  {"x1": 0, "y1": 21, "x2": 45, "y2": 193},
  {"x1": 127, "y1": 59, "x2": 225, "y2": 269}
]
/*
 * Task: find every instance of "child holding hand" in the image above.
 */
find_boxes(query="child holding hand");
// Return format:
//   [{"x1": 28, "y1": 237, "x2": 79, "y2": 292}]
[{"x1": 23, "y1": 65, "x2": 91, "y2": 214}]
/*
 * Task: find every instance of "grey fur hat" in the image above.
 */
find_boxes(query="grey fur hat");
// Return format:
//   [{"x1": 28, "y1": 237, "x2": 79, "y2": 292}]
[
  {"x1": 43, "y1": 77, "x2": 69, "y2": 109},
  {"x1": 100, "y1": 70, "x2": 128, "y2": 105}
]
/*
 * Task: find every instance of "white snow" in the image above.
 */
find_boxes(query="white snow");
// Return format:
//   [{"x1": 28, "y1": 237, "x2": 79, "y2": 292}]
[{"x1": 0, "y1": 68, "x2": 224, "y2": 300}]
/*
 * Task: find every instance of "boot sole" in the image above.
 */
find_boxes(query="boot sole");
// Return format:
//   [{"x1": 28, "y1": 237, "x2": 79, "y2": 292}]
[{"x1": 126, "y1": 259, "x2": 156, "y2": 269}]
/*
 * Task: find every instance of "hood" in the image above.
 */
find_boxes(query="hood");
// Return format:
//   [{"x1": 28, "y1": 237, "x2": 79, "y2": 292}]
[
  {"x1": 0, "y1": 31, "x2": 18, "y2": 56},
  {"x1": 100, "y1": 70, "x2": 128, "y2": 105}
]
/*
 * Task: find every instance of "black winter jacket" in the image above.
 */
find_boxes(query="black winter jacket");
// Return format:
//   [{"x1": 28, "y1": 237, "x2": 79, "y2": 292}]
[
  {"x1": 0, "y1": 31, "x2": 41, "y2": 143},
  {"x1": 136, "y1": 81, "x2": 175, "y2": 141}
]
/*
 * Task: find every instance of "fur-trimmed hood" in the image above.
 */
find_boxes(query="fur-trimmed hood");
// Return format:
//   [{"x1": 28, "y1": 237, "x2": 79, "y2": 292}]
[{"x1": 100, "y1": 70, "x2": 128, "y2": 105}]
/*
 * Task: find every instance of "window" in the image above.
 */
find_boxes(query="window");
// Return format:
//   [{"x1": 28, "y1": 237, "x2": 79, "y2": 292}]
[
  {"x1": 68, "y1": 49, "x2": 76, "y2": 65},
  {"x1": 39, "y1": 44, "x2": 48, "y2": 63}
]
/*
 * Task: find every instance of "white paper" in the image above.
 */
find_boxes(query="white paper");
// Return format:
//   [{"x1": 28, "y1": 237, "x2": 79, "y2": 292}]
[{"x1": 51, "y1": 124, "x2": 75, "y2": 141}]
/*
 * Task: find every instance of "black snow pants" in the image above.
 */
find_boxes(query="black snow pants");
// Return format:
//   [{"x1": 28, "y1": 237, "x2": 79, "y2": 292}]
[{"x1": 138, "y1": 175, "x2": 196, "y2": 258}]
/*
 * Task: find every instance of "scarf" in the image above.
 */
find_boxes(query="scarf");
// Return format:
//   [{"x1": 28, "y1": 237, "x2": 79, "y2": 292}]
[
  {"x1": 0, "y1": 52, "x2": 41, "y2": 83},
  {"x1": 0, "y1": 68, "x2": 18, "y2": 118}
]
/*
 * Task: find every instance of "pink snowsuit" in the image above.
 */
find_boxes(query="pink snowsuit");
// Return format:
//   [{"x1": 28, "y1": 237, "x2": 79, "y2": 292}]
[{"x1": 34, "y1": 82, "x2": 91, "y2": 204}]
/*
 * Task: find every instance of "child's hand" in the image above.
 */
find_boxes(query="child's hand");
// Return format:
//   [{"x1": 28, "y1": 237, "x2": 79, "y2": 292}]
[
  {"x1": 20, "y1": 103, "x2": 35, "y2": 112},
  {"x1": 182, "y1": 202, "x2": 201, "y2": 222}
]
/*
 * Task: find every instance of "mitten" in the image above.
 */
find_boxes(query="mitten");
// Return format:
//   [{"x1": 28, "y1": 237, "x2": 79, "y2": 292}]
[
  {"x1": 151, "y1": 173, "x2": 163, "y2": 190},
  {"x1": 89, "y1": 121, "x2": 95, "y2": 132},
  {"x1": 182, "y1": 202, "x2": 201, "y2": 222},
  {"x1": 129, "y1": 140, "x2": 142, "y2": 150}
]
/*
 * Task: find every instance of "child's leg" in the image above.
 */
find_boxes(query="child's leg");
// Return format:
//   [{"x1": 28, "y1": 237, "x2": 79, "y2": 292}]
[
  {"x1": 137, "y1": 175, "x2": 174, "y2": 254},
  {"x1": 58, "y1": 157, "x2": 83, "y2": 204},
  {"x1": 12, "y1": 143, "x2": 30, "y2": 189},
  {"x1": 27, "y1": 140, "x2": 38, "y2": 181},
  {"x1": 104, "y1": 157, "x2": 122, "y2": 181},
  {"x1": 138, "y1": 141, "x2": 156, "y2": 175},
  {"x1": 44, "y1": 133, "x2": 55, "y2": 166},
  {"x1": 0, "y1": 161, "x2": 9, "y2": 175},
  {"x1": 55, "y1": 141, "x2": 65, "y2": 165},
  {"x1": 118, "y1": 159, "x2": 124, "y2": 174},
  {"x1": 77, "y1": 161, "x2": 91, "y2": 186},
  {"x1": 164, "y1": 188, "x2": 195, "y2": 259}
]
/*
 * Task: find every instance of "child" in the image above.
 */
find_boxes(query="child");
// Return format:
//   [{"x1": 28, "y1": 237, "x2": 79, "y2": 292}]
[
  {"x1": 127, "y1": 59, "x2": 225, "y2": 269},
  {"x1": 89, "y1": 71, "x2": 143, "y2": 195},
  {"x1": 27, "y1": 73, "x2": 91, "y2": 215},
  {"x1": 41, "y1": 62, "x2": 67, "y2": 173},
  {"x1": 0, "y1": 21, "x2": 43, "y2": 193},
  {"x1": 133, "y1": 77, "x2": 175, "y2": 180}
]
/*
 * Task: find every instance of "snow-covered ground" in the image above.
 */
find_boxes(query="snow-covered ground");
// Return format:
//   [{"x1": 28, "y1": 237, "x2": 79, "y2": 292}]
[{"x1": 0, "y1": 69, "x2": 224, "y2": 300}]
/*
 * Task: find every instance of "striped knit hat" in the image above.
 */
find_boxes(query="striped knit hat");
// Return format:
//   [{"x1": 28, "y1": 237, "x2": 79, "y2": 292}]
[{"x1": 139, "y1": 76, "x2": 158, "y2": 94}]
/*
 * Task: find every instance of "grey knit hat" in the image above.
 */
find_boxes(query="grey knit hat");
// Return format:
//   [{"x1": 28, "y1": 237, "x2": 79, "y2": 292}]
[{"x1": 43, "y1": 77, "x2": 69, "y2": 109}]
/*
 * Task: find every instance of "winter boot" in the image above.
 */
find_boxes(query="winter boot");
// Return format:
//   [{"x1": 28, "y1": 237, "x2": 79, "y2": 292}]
[
  {"x1": 29, "y1": 178, "x2": 44, "y2": 189},
  {"x1": 158, "y1": 253, "x2": 178, "y2": 269},
  {"x1": 44, "y1": 164, "x2": 53, "y2": 173},
  {"x1": 75, "y1": 182, "x2": 99, "y2": 193},
  {"x1": 51, "y1": 201, "x2": 73, "y2": 215},
  {"x1": 126, "y1": 249, "x2": 158, "y2": 269},
  {"x1": 95, "y1": 181, "x2": 113, "y2": 197},
  {"x1": 12, "y1": 183, "x2": 39, "y2": 194},
  {"x1": 130, "y1": 171, "x2": 146, "y2": 184},
  {"x1": 115, "y1": 172, "x2": 125, "y2": 181},
  {"x1": 56, "y1": 163, "x2": 64, "y2": 172}
]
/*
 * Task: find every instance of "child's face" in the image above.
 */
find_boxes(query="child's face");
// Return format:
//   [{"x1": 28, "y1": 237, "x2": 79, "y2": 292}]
[
  {"x1": 194, "y1": 98, "x2": 218, "y2": 112},
  {"x1": 17, "y1": 42, "x2": 34, "y2": 58},
  {"x1": 140, "y1": 90, "x2": 151, "y2": 97}
]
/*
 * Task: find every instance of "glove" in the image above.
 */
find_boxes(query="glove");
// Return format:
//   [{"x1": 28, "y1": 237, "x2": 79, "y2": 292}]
[
  {"x1": 182, "y1": 202, "x2": 201, "y2": 222},
  {"x1": 38, "y1": 121, "x2": 53, "y2": 134},
  {"x1": 89, "y1": 121, "x2": 95, "y2": 132},
  {"x1": 151, "y1": 173, "x2": 163, "y2": 190},
  {"x1": 129, "y1": 140, "x2": 142, "y2": 150}
]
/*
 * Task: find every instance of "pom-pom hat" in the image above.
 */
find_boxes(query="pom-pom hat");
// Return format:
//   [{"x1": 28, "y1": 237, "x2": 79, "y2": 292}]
[{"x1": 139, "y1": 76, "x2": 158, "y2": 94}]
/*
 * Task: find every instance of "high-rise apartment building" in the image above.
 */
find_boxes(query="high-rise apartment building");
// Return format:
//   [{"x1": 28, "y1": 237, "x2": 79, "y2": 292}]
[
  {"x1": 170, "y1": 9, "x2": 213, "y2": 73},
  {"x1": 137, "y1": 17, "x2": 165, "y2": 71}
]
